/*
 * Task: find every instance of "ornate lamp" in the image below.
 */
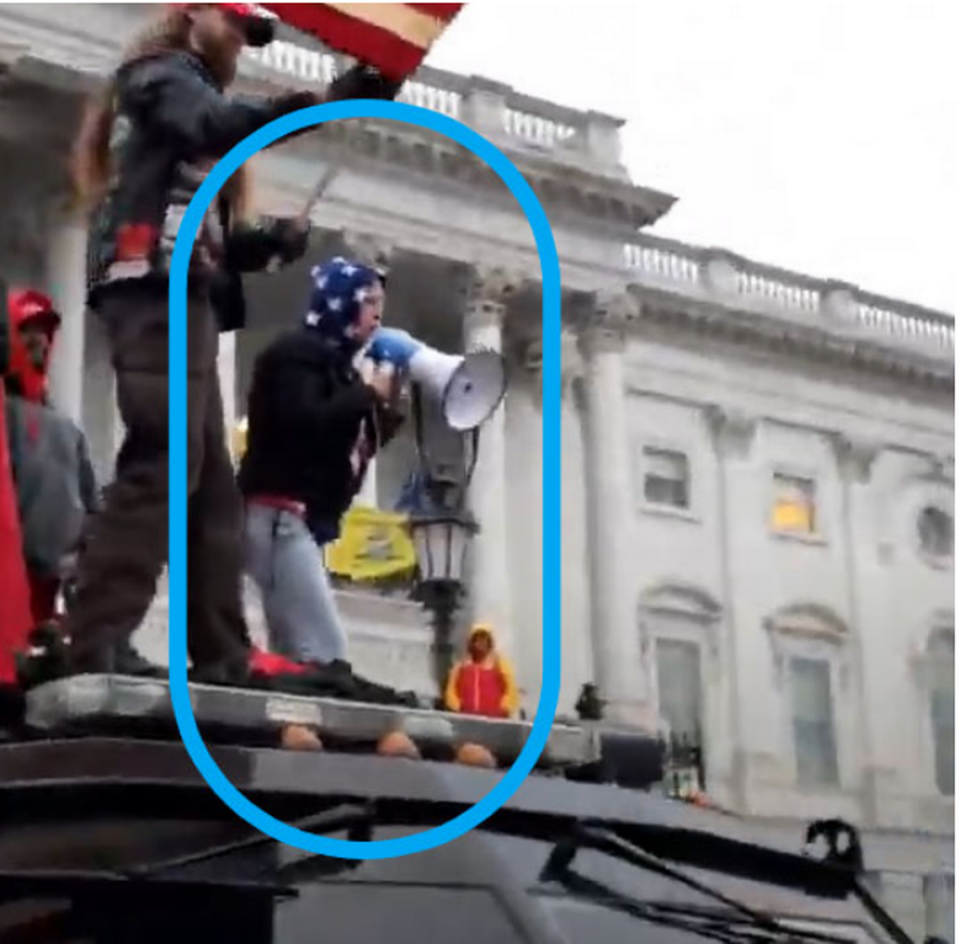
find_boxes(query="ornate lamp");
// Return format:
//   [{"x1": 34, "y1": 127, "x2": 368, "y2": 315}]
[{"x1": 361, "y1": 328, "x2": 507, "y2": 693}]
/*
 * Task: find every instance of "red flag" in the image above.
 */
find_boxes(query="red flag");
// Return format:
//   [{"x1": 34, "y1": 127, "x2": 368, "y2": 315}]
[
  {"x1": 0, "y1": 386, "x2": 32, "y2": 685},
  {"x1": 262, "y1": 3, "x2": 465, "y2": 82}
]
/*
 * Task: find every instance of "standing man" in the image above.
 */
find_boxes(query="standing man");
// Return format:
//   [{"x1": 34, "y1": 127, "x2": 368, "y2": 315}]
[{"x1": 64, "y1": 2, "x2": 400, "y2": 685}]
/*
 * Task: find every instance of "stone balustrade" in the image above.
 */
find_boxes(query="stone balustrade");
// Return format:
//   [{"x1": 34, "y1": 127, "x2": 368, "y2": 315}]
[
  {"x1": 624, "y1": 237, "x2": 955, "y2": 363},
  {"x1": 503, "y1": 106, "x2": 577, "y2": 148},
  {"x1": 241, "y1": 40, "x2": 619, "y2": 169}
]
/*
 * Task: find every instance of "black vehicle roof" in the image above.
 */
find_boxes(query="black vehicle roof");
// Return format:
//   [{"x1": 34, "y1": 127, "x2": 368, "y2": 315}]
[{"x1": 0, "y1": 737, "x2": 894, "y2": 944}]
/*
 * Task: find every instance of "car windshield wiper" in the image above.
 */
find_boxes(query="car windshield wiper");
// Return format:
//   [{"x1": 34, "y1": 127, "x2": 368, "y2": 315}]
[
  {"x1": 124, "y1": 802, "x2": 374, "y2": 882},
  {"x1": 535, "y1": 873, "x2": 847, "y2": 944},
  {"x1": 539, "y1": 824, "x2": 859, "y2": 944}
]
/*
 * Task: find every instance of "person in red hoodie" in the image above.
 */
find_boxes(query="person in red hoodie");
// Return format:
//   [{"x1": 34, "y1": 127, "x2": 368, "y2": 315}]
[
  {"x1": 0, "y1": 281, "x2": 32, "y2": 693},
  {"x1": 444, "y1": 624, "x2": 520, "y2": 720},
  {"x1": 3, "y1": 289, "x2": 99, "y2": 631}
]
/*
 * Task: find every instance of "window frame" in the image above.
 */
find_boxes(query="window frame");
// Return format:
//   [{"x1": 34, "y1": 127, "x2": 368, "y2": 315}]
[
  {"x1": 768, "y1": 464, "x2": 826, "y2": 545},
  {"x1": 765, "y1": 605, "x2": 852, "y2": 793},
  {"x1": 635, "y1": 438, "x2": 700, "y2": 523},
  {"x1": 653, "y1": 635, "x2": 704, "y2": 742},
  {"x1": 787, "y1": 654, "x2": 841, "y2": 789},
  {"x1": 912, "y1": 619, "x2": 955, "y2": 798},
  {"x1": 640, "y1": 583, "x2": 723, "y2": 795}
]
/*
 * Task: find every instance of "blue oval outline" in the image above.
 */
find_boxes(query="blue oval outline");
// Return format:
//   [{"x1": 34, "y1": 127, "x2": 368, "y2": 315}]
[{"x1": 168, "y1": 99, "x2": 561, "y2": 860}]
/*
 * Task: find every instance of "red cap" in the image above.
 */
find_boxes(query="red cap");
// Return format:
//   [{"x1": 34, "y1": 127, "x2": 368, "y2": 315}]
[
  {"x1": 7, "y1": 289, "x2": 60, "y2": 333},
  {"x1": 174, "y1": 4, "x2": 275, "y2": 47}
]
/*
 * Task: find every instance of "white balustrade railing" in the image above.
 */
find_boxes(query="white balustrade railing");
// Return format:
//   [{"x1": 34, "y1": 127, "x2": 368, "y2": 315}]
[
  {"x1": 397, "y1": 81, "x2": 462, "y2": 119},
  {"x1": 624, "y1": 243, "x2": 700, "y2": 284},
  {"x1": 856, "y1": 302, "x2": 955, "y2": 355},
  {"x1": 243, "y1": 40, "x2": 586, "y2": 151},
  {"x1": 243, "y1": 40, "x2": 337, "y2": 85},
  {"x1": 735, "y1": 270, "x2": 820, "y2": 312},
  {"x1": 503, "y1": 108, "x2": 577, "y2": 148},
  {"x1": 624, "y1": 239, "x2": 955, "y2": 362}
]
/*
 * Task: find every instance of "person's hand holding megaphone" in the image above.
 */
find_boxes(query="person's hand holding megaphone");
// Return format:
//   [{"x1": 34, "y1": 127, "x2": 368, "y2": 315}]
[
  {"x1": 358, "y1": 354, "x2": 398, "y2": 404},
  {"x1": 365, "y1": 367, "x2": 396, "y2": 403}
]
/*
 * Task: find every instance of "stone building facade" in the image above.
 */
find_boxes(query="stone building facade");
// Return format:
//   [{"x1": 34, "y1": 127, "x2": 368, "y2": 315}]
[{"x1": 0, "y1": 4, "x2": 952, "y2": 937}]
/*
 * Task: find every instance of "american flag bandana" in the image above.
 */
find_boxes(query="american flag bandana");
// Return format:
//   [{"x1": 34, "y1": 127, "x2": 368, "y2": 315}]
[{"x1": 260, "y1": 3, "x2": 465, "y2": 82}]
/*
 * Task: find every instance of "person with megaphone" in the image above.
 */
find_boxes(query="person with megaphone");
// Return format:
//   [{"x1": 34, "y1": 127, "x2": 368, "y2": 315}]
[{"x1": 239, "y1": 257, "x2": 406, "y2": 678}]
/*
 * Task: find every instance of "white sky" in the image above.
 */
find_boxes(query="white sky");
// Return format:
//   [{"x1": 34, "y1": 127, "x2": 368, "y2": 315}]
[{"x1": 429, "y1": 0, "x2": 959, "y2": 314}]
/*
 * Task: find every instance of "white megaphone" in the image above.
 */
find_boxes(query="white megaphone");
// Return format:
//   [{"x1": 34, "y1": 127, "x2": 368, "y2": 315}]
[{"x1": 363, "y1": 327, "x2": 507, "y2": 431}]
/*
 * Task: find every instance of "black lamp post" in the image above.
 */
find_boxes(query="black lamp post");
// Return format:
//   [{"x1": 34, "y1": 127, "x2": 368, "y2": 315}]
[{"x1": 406, "y1": 387, "x2": 480, "y2": 694}]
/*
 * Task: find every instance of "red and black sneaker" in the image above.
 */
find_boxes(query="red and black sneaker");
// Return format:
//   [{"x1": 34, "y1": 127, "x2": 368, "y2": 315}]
[{"x1": 248, "y1": 647, "x2": 310, "y2": 680}]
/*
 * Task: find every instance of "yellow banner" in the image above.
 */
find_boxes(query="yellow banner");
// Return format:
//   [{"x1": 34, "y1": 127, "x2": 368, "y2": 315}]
[{"x1": 325, "y1": 506, "x2": 417, "y2": 582}]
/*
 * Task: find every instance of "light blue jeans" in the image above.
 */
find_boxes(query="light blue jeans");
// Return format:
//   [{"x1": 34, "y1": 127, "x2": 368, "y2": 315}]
[{"x1": 243, "y1": 504, "x2": 347, "y2": 664}]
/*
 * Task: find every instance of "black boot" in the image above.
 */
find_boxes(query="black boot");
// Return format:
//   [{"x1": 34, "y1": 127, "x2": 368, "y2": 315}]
[{"x1": 113, "y1": 641, "x2": 164, "y2": 678}]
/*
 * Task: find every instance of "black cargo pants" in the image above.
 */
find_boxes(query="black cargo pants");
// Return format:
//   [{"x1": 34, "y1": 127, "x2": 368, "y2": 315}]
[{"x1": 65, "y1": 280, "x2": 250, "y2": 678}]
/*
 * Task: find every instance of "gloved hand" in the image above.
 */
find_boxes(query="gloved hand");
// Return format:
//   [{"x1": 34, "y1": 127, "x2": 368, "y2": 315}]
[
  {"x1": 327, "y1": 63, "x2": 405, "y2": 103},
  {"x1": 269, "y1": 217, "x2": 311, "y2": 265},
  {"x1": 366, "y1": 327, "x2": 423, "y2": 371}
]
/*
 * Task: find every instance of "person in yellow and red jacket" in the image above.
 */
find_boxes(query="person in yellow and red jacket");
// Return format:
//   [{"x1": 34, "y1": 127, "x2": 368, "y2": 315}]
[{"x1": 444, "y1": 624, "x2": 519, "y2": 720}]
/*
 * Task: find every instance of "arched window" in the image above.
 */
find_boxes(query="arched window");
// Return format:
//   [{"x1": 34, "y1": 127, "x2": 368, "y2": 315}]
[
  {"x1": 639, "y1": 582, "x2": 721, "y2": 743},
  {"x1": 927, "y1": 628, "x2": 954, "y2": 796}
]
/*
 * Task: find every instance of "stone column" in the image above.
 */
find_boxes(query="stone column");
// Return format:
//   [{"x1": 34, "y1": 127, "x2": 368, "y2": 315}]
[
  {"x1": 463, "y1": 266, "x2": 516, "y2": 656},
  {"x1": 80, "y1": 310, "x2": 119, "y2": 485},
  {"x1": 44, "y1": 208, "x2": 88, "y2": 423},
  {"x1": 831, "y1": 433, "x2": 884, "y2": 820},
  {"x1": 344, "y1": 230, "x2": 397, "y2": 509},
  {"x1": 578, "y1": 293, "x2": 651, "y2": 729},
  {"x1": 705, "y1": 405, "x2": 761, "y2": 803}
]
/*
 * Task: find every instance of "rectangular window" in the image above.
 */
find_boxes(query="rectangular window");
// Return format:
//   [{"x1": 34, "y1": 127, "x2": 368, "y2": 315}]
[
  {"x1": 643, "y1": 448, "x2": 690, "y2": 510},
  {"x1": 790, "y1": 656, "x2": 839, "y2": 787},
  {"x1": 655, "y1": 639, "x2": 702, "y2": 740},
  {"x1": 772, "y1": 473, "x2": 817, "y2": 534}
]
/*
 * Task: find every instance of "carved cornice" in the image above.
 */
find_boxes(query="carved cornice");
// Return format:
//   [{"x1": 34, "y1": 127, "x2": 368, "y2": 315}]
[
  {"x1": 578, "y1": 322, "x2": 626, "y2": 358},
  {"x1": 831, "y1": 433, "x2": 881, "y2": 484},
  {"x1": 468, "y1": 264, "x2": 521, "y2": 306},
  {"x1": 704, "y1": 405, "x2": 758, "y2": 459},
  {"x1": 593, "y1": 290, "x2": 640, "y2": 329},
  {"x1": 927, "y1": 452, "x2": 955, "y2": 483},
  {"x1": 523, "y1": 331, "x2": 585, "y2": 398}
]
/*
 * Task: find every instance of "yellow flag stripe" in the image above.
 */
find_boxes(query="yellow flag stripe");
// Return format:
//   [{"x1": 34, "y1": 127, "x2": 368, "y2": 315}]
[{"x1": 324, "y1": 3, "x2": 448, "y2": 50}]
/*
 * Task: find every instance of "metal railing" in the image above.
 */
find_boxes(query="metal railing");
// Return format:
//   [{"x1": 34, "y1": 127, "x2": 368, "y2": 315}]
[{"x1": 660, "y1": 730, "x2": 706, "y2": 801}]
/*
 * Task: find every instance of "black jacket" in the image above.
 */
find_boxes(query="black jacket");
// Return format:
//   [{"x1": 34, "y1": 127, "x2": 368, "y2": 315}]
[
  {"x1": 237, "y1": 329, "x2": 403, "y2": 541},
  {"x1": 87, "y1": 52, "x2": 401, "y2": 330}
]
